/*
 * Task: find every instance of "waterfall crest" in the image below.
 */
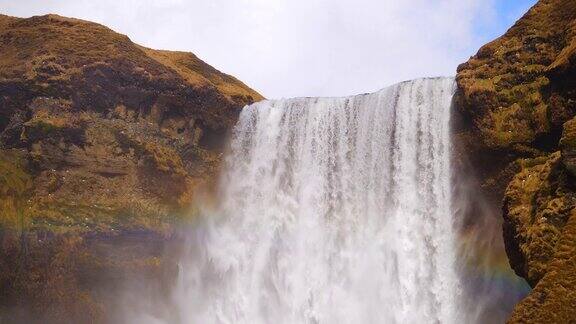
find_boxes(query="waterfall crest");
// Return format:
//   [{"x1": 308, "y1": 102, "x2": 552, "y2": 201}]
[{"x1": 171, "y1": 77, "x2": 463, "y2": 324}]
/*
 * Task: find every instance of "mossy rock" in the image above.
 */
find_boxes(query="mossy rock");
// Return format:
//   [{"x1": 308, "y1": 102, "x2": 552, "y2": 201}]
[
  {"x1": 0, "y1": 149, "x2": 33, "y2": 230},
  {"x1": 559, "y1": 116, "x2": 576, "y2": 176}
]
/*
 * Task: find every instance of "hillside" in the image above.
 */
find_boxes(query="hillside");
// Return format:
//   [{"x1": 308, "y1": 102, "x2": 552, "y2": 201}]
[
  {"x1": 0, "y1": 13, "x2": 262, "y2": 323},
  {"x1": 455, "y1": 0, "x2": 576, "y2": 322}
]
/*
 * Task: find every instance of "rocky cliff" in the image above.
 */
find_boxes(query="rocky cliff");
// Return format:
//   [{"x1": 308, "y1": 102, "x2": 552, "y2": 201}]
[
  {"x1": 455, "y1": 0, "x2": 576, "y2": 322},
  {"x1": 0, "y1": 14, "x2": 262, "y2": 323}
]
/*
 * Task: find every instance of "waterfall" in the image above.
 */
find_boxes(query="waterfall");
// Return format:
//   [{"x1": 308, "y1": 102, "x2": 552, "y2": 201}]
[{"x1": 168, "y1": 77, "x2": 466, "y2": 324}]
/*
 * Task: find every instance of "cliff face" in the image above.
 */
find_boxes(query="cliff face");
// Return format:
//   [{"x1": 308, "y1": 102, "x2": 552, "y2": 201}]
[
  {"x1": 0, "y1": 14, "x2": 262, "y2": 323},
  {"x1": 455, "y1": 0, "x2": 576, "y2": 322}
]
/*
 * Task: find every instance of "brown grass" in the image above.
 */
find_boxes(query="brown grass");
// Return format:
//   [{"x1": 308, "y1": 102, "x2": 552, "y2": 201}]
[{"x1": 0, "y1": 14, "x2": 263, "y2": 102}]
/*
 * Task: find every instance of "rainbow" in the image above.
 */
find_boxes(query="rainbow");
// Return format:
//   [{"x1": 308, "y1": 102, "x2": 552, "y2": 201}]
[{"x1": 456, "y1": 226, "x2": 531, "y2": 320}]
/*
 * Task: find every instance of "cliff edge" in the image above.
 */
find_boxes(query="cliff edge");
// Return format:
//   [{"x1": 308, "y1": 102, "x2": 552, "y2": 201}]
[{"x1": 456, "y1": 0, "x2": 576, "y2": 322}]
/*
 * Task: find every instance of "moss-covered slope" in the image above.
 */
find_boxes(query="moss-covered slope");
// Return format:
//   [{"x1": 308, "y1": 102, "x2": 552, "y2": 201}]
[{"x1": 0, "y1": 13, "x2": 262, "y2": 323}]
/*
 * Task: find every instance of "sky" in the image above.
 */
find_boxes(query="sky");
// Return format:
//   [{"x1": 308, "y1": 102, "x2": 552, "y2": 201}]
[{"x1": 0, "y1": 0, "x2": 537, "y2": 98}]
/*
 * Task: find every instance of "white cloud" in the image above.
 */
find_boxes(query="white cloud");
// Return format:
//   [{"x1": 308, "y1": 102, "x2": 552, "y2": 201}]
[{"x1": 0, "y1": 0, "x2": 497, "y2": 98}]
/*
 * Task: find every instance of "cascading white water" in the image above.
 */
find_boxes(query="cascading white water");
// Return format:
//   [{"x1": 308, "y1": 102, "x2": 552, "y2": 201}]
[{"x1": 168, "y1": 77, "x2": 463, "y2": 324}]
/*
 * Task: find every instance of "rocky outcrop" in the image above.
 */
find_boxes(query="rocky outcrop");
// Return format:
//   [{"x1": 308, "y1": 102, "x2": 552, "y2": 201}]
[
  {"x1": 502, "y1": 152, "x2": 575, "y2": 286},
  {"x1": 455, "y1": 0, "x2": 576, "y2": 322},
  {"x1": 0, "y1": 13, "x2": 262, "y2": 323},
  {"x1": 456, "y1": 0, "x2": 576, "y2": 153}
]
